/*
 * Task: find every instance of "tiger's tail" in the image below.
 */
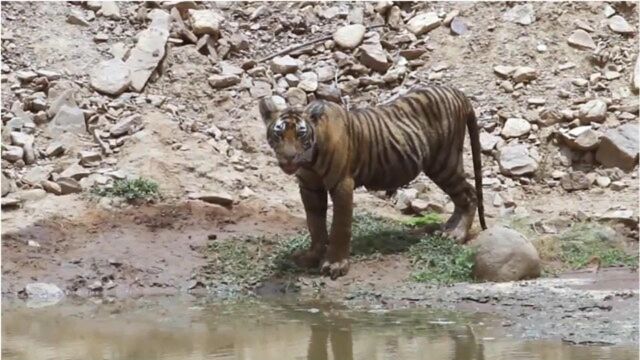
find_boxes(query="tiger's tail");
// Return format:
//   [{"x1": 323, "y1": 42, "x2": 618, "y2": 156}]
[{"x1": 466, "y1": 110, "x2": 487, "y2": 230}]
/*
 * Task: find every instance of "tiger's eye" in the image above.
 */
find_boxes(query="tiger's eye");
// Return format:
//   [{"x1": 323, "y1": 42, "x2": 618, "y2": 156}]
[
  {"x1": 273, "y1": 120, "x2": 286, "y2": 134},
  {"x1": 297, "y1": 122, "x2": 307, "y2": 136}
]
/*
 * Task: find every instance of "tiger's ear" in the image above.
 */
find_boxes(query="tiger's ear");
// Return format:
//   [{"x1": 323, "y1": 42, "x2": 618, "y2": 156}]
[
  {"x1": 258, "y1": 97, "x2": 282, "y2": 124},
  {"x1": 306, "y1": 100, "x2": 326, "y2": 123}
]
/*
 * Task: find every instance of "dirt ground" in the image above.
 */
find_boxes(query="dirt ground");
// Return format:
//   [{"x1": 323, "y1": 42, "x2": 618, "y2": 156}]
[{"x1": 1, "y1": 0, "x2": 638, "y2": 347}]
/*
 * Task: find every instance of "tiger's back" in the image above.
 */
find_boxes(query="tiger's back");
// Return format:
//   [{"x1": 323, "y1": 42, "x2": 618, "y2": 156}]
[{"x1": 345, "y1": 86, "x2": 475, "y2": 191}]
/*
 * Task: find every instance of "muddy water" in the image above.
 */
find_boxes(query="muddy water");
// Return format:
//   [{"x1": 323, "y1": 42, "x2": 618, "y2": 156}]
[{"x1": 2, "y1": 297, "x2": 637, "y2": 360}]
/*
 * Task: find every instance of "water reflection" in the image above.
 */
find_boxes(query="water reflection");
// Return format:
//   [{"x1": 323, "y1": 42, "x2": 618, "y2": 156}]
[{"x1": 1, "y1": 298, "x2": 637, "y2": 360}]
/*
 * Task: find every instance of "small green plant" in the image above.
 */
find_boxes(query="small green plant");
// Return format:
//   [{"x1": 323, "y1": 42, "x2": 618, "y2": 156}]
[
  {"x1": 92, "y1": 177, "x2": 160, "y2": 201},
  {"x1": 556, "y1": 223, "x2": 637, "y2": 269},
  {"x1": 534, "y1": 223, "x2": 638, "y2": 273},
  {"x1": 203, "y1": 237, "x2": 269, "y2": 284},
  {"x1": 269, "y1": 233, "x2": 310, "y2": 273},
  {"x1": 402, "y1": 213, "x2": 442, "y2": 228},
  {"x1": 409, "y1": 235, "x2": 476, "y2": 284}
]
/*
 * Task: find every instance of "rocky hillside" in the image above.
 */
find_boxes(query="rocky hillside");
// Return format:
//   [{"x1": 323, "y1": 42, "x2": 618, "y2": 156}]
[{"x1": 1, "y1": 1, "x2": 638, "y2": 236}]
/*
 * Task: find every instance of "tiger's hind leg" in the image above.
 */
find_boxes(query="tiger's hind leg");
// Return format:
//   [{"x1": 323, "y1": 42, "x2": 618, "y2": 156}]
[{"x1": 429, "y1": 170, "x2": 478, "y2": 243}]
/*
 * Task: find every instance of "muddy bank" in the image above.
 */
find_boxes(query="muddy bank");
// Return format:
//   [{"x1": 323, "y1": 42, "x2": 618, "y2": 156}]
[
  {"x1": 1, "y1": 200, "x2": 304, "y2": 298},
  {"x1": 2, "y1": 200, "x2": 638, "y2": 347}
]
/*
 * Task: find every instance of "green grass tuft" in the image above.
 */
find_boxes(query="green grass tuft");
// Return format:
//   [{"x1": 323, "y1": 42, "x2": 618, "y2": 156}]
[
  {"x1": 409, "y1": 235, "x2": 475, "y2": 284},
  {"x1": 556, "y1": 223, "x2": 637, "y2": 269},
  {"x1": 91, "y1": 177, "x2": 160, "y2": 201},
  {"x1": 401, "y1": 213, "x2": 442, "y2": 228}
]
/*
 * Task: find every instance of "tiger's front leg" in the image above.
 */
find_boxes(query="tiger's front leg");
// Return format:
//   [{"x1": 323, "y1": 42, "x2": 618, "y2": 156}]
[
  {"x1": 321, "y1": 177, "x2": 354, "y2": 279},
  {"x1": 293, "y1": 184, "x2": 329, "y2": 269}
]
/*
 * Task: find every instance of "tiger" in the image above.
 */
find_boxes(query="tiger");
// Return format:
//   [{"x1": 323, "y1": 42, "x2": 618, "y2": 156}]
[{"x1": 259, "y1": 85, "x2": 487, "y2": 279}]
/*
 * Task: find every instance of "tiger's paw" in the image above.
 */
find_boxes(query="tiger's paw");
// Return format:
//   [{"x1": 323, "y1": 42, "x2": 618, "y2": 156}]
[
  {"x1": 320, "y1": 258, "x2": 350, "y2": 280},
  {"x1": 292, "y1": 249, "x2": 324, "y2": 269}
]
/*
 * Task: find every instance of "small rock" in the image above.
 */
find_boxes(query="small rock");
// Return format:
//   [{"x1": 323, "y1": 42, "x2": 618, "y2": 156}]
[
  {"x1": 406, "y1": 12, "x2": 441, "y2": 35},
  {"x1": 208, "y1": 74, "x2": 240, "y2": 89},
  {"x1": 608, "y1": 15, "x2": 635, "y2": 34},
  {"x1": 395, "y1": 188, "x2": 418, "y2": 212},
  {"x1": 60, "y1": 163, "x2": 91, "y2": 180},
  {"x1": 48, "y1": 104, "x2": 85, "y2": 135},
  {"x1": 2, "y1": 173, "x2": 11, "y2": 196},
  {"x1": 374, "y1": 1, "x2": 393, "y2": 15},
  {"x1": 90, "y1": 59, "x2": 131, "y2": 96},
  {"x1": 472, "y1": 226, "x2": 541, "y2": 282},
  {"x1": 551, "y1": 170, "x2": 566, "y2": 180},
  {"x1": 604, "y1": 71, "x2": 621, "y2": 80},
  {"x1": 610, "y1": 181, "x2": 627, "y2": 191},
  {"x1": 347, "y1": 7, "x2": 364, "y2": 24},
  {"x1": 93, "y1": 33, "x2": 109, "y2": 42},
  {"x1": 188, "y1": 9, "x2": 224, "y2": 35},
  {"x1": 79, "y1": 151, "x2": 102, "y2": 166},
  {"x1": 67, "y1": 10, "x2": 90, "y2": 26},
  {"x1": 595, "y1": 123, "x2": 639, "y2": 171},
  {"x1": 359, "y1": 32, "x2": 389, "y2": 72},
  {"x1": 498, "y1": 144, "x2": 538, "y2": 176},
  {"x1": 286, "y1": 87, "x2": 307, "y2": 107},
  {"x1": 578, "y1": 99, "x2": 607, "y2": 124},
  {"x1": 595, "y1": 176, "x2": 611, "y2": 188},
  {"x1": 538, "y1": 108, "x2": 563, "y2": 127},
  {"x1": 21, "y1": 283, "x2": 64, "y2": 302},
  {"x1": 315, "y1": 84, "x2": 341, "y2": 103},
  {"x1": 10, "y1": 131, "x2": 33, "y2": 147},
  {"x1": 567, "y1": 30, "x2": 596, "y2": 50},
  {"x1": 189, "y1": 192, "x2": 234, "y2": 207},
  {"x1": 572, "y1": 78, "x2": 588, "y2": 87},
  {"x1": 387, "y1": 6, "x2": 403, "y2": 30},
  {"x1": 527, "y1": 97, "x2": 546, "y2": 106},
  {"x1": 574, "y1": 19, "x2": 594, "y2": 32},
  {"x1": 450, "y1": 17, "x2": 468, "y2": 35},
  {"x1": 100, "y1": 1, "x2": 120, "y2": 19},
  {"x1": 409, "y1": 199, "x2": 430, "y2": 214},
  {"x1": 45, "y1": 142, "x2": 65, "y2": 157},
  {"x1": 15, "y1": 70, "x2": 38, "y2": 82},
  {"x1": 298, "y1": 72, "x2": 318, "y2": 92},
  {"x1": 502, "y1": 4, "x2": 535, "y2": 26},
  {"x1": 598, "y1": 209, "x2": 637, "y2": 228},
  {"x1": 604, "y1": 4, "x2": 616, "y2": 17},
  {"x1": 479, "y1": 132, "x2": 500, "y2": 152},
  {"x1": 333, "y1": 24, "x2": 366, "y2": 49},
  {"x1": 13, "y1": 189, "x2": 46, "y2": 202},
  {"x1": 443, "y1": 10, "x2": 460, "y2": 26},
  {"x1": 561, "y1": 171, "x2": 590, "y2": 191},
  {"x1": 270, "y1": 56, "x2": 299, "y2": 75},
  {"x1": 125, "y1": 9, "x2": 171, "y2": 92},
  {"x1": 22, "y1": 166, "x2": 50, "y2": 184},
  {"x1": 41, "y1": 180, "x2": 62, "y2": 195},
  {"x1": 2, "y1": 146, "x2": 24, "y2": 162},
  {"x1": 88, "y1": 281, "x2": 103, "y2": 292},
  {"x1": 56, "y1": 177, "x2": 83, "y2": 194},
  {"x1": 47, "y1": 88, "x2": 77, "y2": 118},
  {"x1": 562, "y1": 128, "x2": 601, "y2": 151},
  {"x1": 35, "y1": 69, "x2": 60, "y2": 80},
  {"x1": 315, "y1": 66, "x2": 334, "y2": 83},
  {"x1": 250, "y1": 80, "x2": 272, "y2": 98},
  {"x1": 511, "y1": 66, "x2": 537, "y2": 83},
  {"x1": 501, "y1": 118, "x2": 531, "y2": 138},
  {"x1": 110, "y1": 114, "x2": 142, "y2": 137}
]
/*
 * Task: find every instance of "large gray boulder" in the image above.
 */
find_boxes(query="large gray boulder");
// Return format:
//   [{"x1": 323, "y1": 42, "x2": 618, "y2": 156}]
[
  {"x1": 472, "y1": 226, "x2": 541, "y2": 282},
  {"x1": 596, "y1": 123, "x2": 639, "y2": 171}
]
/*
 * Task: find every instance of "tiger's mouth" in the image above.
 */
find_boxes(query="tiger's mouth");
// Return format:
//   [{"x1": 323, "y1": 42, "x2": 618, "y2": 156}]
[{"x1": 279, "y1": 162, "x2": 299, "y2": 175}]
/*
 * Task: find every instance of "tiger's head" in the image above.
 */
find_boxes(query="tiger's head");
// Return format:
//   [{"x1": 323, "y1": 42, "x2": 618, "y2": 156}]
[{"x1": 258, "y1": 97, "x2": 325, "y2": 175}]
